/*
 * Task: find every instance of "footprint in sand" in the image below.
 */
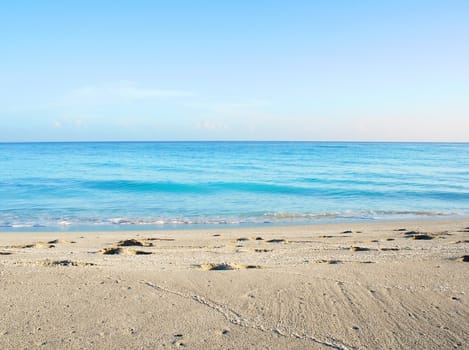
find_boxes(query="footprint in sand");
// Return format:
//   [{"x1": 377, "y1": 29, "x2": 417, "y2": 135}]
[
  {"x1": 100, "y1": 247, "x2": 152, "y2": 255},
  {"x1": 145, "y1": 237, "x2": 175, "y2": 241},
  {"x1": 457, "y1": 255, "x2": 469, "y2": 262},
  {"x1": 254, "y1": 248, "x2": 272, "y2": 253},
  {"x1": 236, "y1": 237, "x2": 264, "y2": 242},
  {"x1": 37, "y1": 259, "x2": 95, "y2": 267},
  {"x1": 171, "y1": 334, "x2": 185, "y2": 347},
  {"x1": 316, "y1": 259, "x2": 341, "y2": 264},
  {"x1": 0, "y1": 251, "x2": 12, "y2": 255},
  {"x1": 412, "y1": 234, "x2": 433, "y2": 240},
  {"x1": 116, "y1": 239, "x2": 153, "y2": 247},
  {"x1": 197, "y1": 263, "x2": 261, "y2": 271},
  {"x1": 403, "y1": 230, "x2": 420, "y2": 236},
  {"x1": 402, "y1": 231, "x2": 433, "y2": 240},
  {"x1": 12, "y1": 242, "x2": 55, "y2": 249},
  {"x1": 350, "y1": 246, "x2": 370, "y2": 252},
  {"x1": 47, "y1": 239, "x2": 76, "y2": 244},
  {"x1": 379, "y1": 247, "x2": 400, "y2": 251},
  {"x1": 266, "y1": 239, "x2": 287, "y2": 243}
]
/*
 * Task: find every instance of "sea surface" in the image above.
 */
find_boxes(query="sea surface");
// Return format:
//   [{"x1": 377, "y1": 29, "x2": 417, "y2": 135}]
[{"x1": 1, "y1": 142, "x2": 468, "y2": 231}]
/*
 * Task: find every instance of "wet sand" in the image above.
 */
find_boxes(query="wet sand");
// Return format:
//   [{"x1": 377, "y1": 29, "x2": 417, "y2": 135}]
[{"x1": 0, "y1": 219, "x2": 468, "y2": 349}]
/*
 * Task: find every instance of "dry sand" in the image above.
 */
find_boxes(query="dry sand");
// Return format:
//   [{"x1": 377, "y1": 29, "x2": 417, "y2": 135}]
[{"x1": 0, "y1": 219, "x2": 468, "y2": 349}]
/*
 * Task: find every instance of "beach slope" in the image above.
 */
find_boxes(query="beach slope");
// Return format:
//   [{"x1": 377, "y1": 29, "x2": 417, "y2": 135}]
[{"x1": 0, "y1": 219, "x2": 468, "y2": 349}]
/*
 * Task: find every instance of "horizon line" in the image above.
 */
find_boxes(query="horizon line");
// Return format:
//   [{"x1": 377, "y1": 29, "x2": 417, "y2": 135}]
[{"x1": 1, "y1": 140, "x2": 469, "y2": 144}]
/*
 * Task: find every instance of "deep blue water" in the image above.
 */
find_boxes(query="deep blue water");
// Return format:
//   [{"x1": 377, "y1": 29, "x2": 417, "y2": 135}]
[{"x1": 1, "y1": 142, "x2": 468, "y2": 231}]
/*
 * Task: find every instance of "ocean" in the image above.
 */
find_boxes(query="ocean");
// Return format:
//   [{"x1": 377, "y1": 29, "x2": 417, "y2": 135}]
[{"x1": 1, "y1": 141, "x2": 468, "y2": 231}]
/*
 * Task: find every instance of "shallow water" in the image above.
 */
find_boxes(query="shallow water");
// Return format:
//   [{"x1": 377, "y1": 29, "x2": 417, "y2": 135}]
[{"x1": 1, "y1": 141, "x2": 468, "y2": 230}]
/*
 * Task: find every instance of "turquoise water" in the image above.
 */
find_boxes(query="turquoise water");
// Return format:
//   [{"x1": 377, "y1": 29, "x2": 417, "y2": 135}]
[{"x1": 1, "y1": 142, "x2": 468, "y2": 231}]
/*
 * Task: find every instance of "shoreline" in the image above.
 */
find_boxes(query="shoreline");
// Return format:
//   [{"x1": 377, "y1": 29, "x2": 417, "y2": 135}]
[
  {"x1": 1, "y1": 217, "x2": 468, "y2": 349},
  {"x1": 2, "y1": 216, "x2": 468, "y2": 236}
]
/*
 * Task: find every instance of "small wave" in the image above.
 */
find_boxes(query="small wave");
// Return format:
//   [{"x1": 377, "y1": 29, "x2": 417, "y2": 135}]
[
  {"x1": 11, "y1": 224, "x2": 34, "y2": 228},
  {"x1": 58, "y1": 220, "x2": 72, "y2": 226},
  {"x1": 263, "y1": 210, "x2": 464, "y2": 221},
  {"x1": 0, "y1": 210, "x2": 469, "y2": 230},
  {"x1": 264, "y1": 212, "x2": 340, "y2": 219}
]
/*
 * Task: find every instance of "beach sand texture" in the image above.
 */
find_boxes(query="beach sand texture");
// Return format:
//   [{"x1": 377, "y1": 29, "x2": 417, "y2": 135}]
[{"x1": 0, "y1": 219, "x2": 468, "y2": 349}]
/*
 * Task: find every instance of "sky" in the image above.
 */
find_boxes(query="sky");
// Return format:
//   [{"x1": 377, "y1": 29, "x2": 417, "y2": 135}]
[{"x1": 1, "y1": 0, "x2": 468, "y2": 142}]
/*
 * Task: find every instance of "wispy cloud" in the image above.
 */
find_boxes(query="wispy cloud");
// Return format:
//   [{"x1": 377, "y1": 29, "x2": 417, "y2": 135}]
[
  {"x1": 59, "y1": 81, "x2": 194, "y2": 106},
  {"x1": 195, "y1": 120, "x2": 229, "y2": 131}
]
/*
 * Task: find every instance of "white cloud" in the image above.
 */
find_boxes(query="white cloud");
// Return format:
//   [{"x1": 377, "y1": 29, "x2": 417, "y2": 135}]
[
  {"x1": 60, "y1": 81, "x2": 193, "y2": 106},
  {"x1": 195, "y1": 120, "x2": 228, "y2": 131}
]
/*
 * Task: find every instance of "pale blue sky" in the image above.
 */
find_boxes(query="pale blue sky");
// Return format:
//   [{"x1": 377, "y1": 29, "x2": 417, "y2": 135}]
[{"x1": 1, "y1": 1, "x2": 468, "y2": 141}]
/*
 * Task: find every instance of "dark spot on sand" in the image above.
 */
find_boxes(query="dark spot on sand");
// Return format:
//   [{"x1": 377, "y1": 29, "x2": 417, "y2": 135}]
[
  {"x1": 266, "y1": 239, "x2": 286, "y2": 243},
  {"x1": 413, "y1": 234, "x2": 433, "y2": 240},
  {"x1": 404, "y1": 231, "x2": 420, "y2": 236},
  {"x1": 245, "y1": 265, "x2": 259, "y2": 269},
  {"x1": 342, "y1": 230, "x2": 353, "y2": 234},
  {"x1": 145, "y1": 237, "x2": 174, "y2": 241},
  {"x1": 39, "y1": 259, "x2": 95, "y2": 267},
  {"x1": 199, "y1": 263, "x2": 261, "y2": 271},
  {"x1": 457, "y1": 255, "x2": 469, "y2": 262},
  {"x1": 350, "y1": 246, "x2": 369, "y2": 252},
  {"x1": 101, "y1": 247, "x2": 123, "y2": 255},
  {"x1": 101, "y1": 247, "x2": 152, "y2": 255},
  {"x1": 395, "y1": 228, "x2": 407, "y2": 232},
  {"x1": 116, "y1": 239, "x2": 153, "y2": 247},
  {"x1": 316, "y1": 259, "x2": 341, "y2": 264}
]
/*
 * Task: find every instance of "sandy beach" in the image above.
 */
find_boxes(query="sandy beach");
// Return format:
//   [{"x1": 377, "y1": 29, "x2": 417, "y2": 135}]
[{"x1": 0, "y1": 219, "x2": 468, "y2": 349}]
